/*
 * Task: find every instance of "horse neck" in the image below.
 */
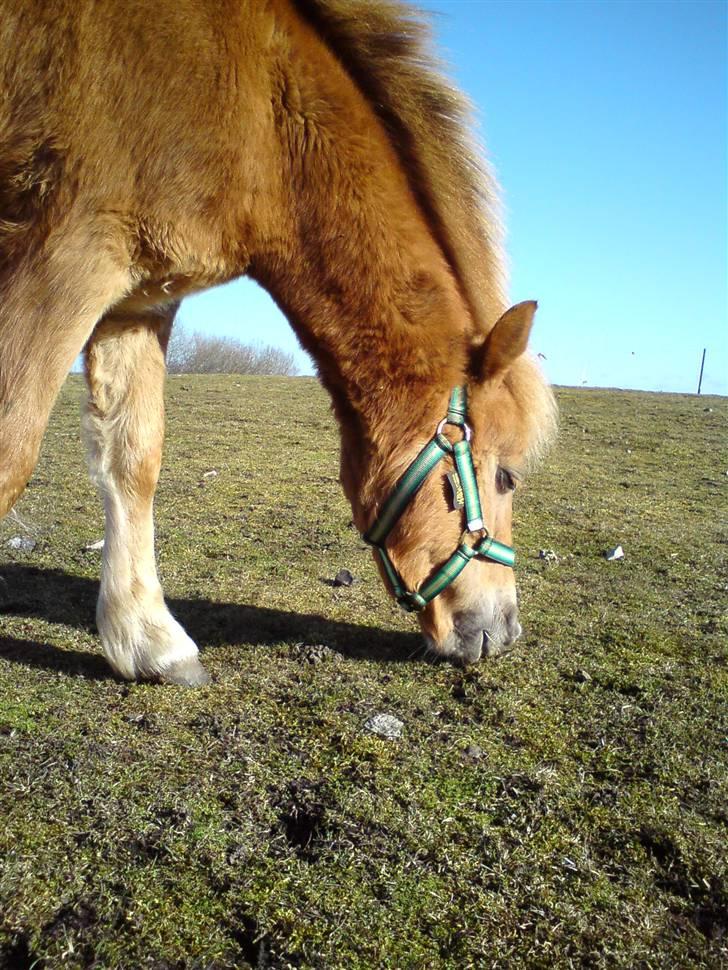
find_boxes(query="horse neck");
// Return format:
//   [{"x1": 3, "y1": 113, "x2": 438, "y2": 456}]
[
  {"x1": 245, "y1": 0, "x2": 479, "y2": 520},
  {"x1": 253, "y1": 180, "x2": 473, "y2": 519}
]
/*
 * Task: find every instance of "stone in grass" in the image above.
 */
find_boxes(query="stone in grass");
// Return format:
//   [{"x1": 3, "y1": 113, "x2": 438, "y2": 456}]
[
  {"x1": 605, "y1": 545, "x2": 625, "y2": 561},
  {"x1": 538, "y1": 549, "x2": 559, "y2": 563},
  {"x1": 333, "y1": 568, "x2": 357, "y2": 587},
  {"x1": 6, "y1": 536, "x2": 36, "y2": 552},
  {"x1": 291, "y1": 642, "x2": 339, "y2": 665},
  {"x1": 84, "y1": 538, "x2": 105, "y2": 551},
  {"x1": 364, "y1": 713, "x2": 404, "y2": 740},
  {"x1": 463, "y1": 743, "x2": 485, "y2": 761}
]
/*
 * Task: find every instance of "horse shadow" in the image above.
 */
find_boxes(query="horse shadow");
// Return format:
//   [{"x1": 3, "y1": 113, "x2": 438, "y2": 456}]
[{"x1": 0, "y1": 563, "x2": 424, "y2": 680}]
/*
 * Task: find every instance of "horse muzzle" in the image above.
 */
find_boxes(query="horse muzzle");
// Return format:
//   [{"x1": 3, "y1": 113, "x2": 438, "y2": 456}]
[{"x1": 424, "y1": 599, "x2": 522, "y2": 665}]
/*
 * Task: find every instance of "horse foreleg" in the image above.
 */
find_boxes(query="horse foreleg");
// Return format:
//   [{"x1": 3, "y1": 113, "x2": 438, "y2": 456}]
[
  {"x1": 83, "y1": 307, "x2": 210, "y2": 686},
  {"x1": 0, "y1": 237, "x2": 132, "y2": 519}
]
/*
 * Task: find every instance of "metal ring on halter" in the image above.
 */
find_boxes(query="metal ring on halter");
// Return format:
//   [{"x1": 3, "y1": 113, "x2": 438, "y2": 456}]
[
  {"x1": 436, "y1": 418, "x2": 472, "y2": 441},
  {"x1": 460, "y1": 525, "x2": 489, "y2": 548}
]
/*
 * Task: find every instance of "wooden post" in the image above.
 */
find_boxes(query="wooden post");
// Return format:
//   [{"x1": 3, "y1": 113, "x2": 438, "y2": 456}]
[{"x1": 697, "y1": 348, "x2": 706, "y2": 395}]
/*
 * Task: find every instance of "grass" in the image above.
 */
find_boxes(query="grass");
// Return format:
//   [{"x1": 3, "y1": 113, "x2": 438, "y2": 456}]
[{"x1": 1, "y1": 375, "x2": 726, "y2": 969}]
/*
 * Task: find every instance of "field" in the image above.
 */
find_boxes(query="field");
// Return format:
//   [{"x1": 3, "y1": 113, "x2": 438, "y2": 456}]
[{"x1": 1, "y1": 376, "x2": 726, "y2": 969}]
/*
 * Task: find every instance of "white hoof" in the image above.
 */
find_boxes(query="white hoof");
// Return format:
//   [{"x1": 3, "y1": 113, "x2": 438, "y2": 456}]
[
  {"x1": 98, "y1": 597, "x2": 207, "y2": 684},
  {"x1": 158, "y1": 656, "x2": 211, "y2": 687}
]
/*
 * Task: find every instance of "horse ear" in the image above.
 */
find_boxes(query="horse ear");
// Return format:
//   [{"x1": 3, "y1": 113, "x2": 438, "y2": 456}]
[{"x1": 475, "y1": 301, "x2": 538, "y2": 383}]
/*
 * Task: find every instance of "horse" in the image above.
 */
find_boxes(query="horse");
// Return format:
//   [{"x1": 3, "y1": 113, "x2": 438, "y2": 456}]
[{"x1": 0, "y1": 0, "x2": 556, "y2": 685}]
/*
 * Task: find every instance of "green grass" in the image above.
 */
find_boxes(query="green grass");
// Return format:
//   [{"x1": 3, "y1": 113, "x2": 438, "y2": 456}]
[{"x1": 1, "y1": 376, "x2": 726, "y2": 969}]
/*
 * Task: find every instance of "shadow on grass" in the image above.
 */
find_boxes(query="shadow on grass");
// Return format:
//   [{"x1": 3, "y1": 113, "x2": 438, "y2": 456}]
[
  {"x1": 0, "y1": 635, "x2": 113, "y2": 680},
  {"x1": 0, "y1": 563, "x2": 423, "y2": 678}
]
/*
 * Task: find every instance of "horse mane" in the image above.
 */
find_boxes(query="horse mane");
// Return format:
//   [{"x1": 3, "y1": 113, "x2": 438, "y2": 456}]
[
  {"x1": 504, "y1": 356, "x2": 559, "y2": 469},
  {"x1": 294, "y1": 0, "x2": 505, "y2": 338}
]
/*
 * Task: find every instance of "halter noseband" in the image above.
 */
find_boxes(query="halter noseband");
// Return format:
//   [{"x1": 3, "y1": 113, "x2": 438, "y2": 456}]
[{"x1": 363, "y1": 387, "x2": 515, "y2": 612}]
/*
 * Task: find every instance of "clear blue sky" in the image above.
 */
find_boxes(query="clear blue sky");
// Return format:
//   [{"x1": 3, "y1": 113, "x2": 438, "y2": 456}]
[{"x1": 180, "y1": 0, "x2": 727, "y2": 394}]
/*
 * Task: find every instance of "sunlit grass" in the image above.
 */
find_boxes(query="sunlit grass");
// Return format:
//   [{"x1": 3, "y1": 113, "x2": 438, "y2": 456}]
[{"x1": 1, "y1": 376, "x2": 726, "y2": 968}]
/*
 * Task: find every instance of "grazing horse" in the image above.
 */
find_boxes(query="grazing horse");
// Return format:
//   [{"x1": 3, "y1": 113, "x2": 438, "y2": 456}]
[{"x1": 0, "y1": 0, "x2": 556, "y2": 684}]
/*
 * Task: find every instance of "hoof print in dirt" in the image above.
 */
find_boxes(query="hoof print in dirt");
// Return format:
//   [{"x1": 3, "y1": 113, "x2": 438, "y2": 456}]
[{"x1": 277, "y1": 780, "x2": 327, "y2": 860}]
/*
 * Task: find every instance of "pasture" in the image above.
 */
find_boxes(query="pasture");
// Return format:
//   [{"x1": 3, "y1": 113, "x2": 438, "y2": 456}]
[{"x1": 1, "y1": 375, "x2": 726, "y2": 969}]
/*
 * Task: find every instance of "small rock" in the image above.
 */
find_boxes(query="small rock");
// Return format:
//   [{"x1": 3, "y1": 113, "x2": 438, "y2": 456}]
[
  {"x1": 574, "y1": 669, "x2": 592, "y2": 683},
  {"x1": 84, "y1": 538, "x2": 105, "y2": 551},
  {"x1": 364, "y1": 713, "x2": 404, "y2": 740},
  {"x1": 202, "y1": 470, "x2": 218, "y2": 480},
  {"x1": 605, "y1": 545, "x2": 625, "y2": 561},
  {"x1": 333, "y1": 568, "x2": 356, "y2": 587},
  {"x1": 463, "y1": 743, "x2": 484, "y2": 761},
  {"x1": 703, "y1": 407, "x2": 713, "y2": 413},
  {"x1": 538, "y1": 549, "x2": 558, "y2": 563},
  {"x1": 291, "y1": 642, "x2": 338, "y2": 664},
  {"x1": 6, "y1": 536, "x2": 36, "y2": 552},
  {"x1": 125, "y1": 713, "x2": 159, "y2": 732}
]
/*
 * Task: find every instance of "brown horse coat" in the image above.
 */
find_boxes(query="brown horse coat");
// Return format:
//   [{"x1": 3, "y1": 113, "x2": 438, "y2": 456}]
[{"x1": 0, "y1": 1, "x2": 555, "y2": 682}]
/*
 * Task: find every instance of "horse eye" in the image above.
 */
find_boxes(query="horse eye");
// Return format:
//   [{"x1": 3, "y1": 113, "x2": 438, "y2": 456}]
[{"x1": 496, "y1": 467, "x2": 517, "y2": 494}]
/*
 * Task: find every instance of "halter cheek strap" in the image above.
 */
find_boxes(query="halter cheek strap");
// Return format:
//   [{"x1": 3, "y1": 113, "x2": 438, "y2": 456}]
[{"x1": 363, "y1": 387, "x2": 515, "y2": 613}]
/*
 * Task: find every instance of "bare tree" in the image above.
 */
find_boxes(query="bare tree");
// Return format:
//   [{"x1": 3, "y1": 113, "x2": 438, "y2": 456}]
[
  {"x1": 165, "y1": 323, "x2": 196, "y2": 375},
  {"x1": 166, "y1": 322, "x2": 299, "y2": 376}
]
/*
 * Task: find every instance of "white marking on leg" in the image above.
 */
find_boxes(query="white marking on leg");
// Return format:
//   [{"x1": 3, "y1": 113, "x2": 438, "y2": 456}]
[{"x1": 83, "y1": 322, "x2": 202, "y2": 681}]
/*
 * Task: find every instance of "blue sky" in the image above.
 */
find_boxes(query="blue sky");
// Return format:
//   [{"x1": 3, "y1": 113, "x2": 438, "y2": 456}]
[{"x1": 181, "y1": 0, "x2": 727, "y2": 394}]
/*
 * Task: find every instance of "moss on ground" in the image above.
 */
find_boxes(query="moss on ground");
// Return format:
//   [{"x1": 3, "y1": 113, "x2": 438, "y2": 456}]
[{"x1": 1, "y1": 376, "x2": 726, "y2": 968}]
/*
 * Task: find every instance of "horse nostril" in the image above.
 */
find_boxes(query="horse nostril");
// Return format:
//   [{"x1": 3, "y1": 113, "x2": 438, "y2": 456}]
[{"x1": 479, "y1": 604, "x2": 522, "y2": 658}]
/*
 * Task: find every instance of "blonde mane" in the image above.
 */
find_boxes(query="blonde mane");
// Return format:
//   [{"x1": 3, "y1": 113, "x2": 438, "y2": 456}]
[{"x1": 295, "y1": 0, "x2": 506, "y2": 336}]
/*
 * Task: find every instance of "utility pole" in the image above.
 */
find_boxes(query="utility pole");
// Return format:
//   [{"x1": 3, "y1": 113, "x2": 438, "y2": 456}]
[{"x1": 697, "y1": 348, "x2": 706, "y2": 395}]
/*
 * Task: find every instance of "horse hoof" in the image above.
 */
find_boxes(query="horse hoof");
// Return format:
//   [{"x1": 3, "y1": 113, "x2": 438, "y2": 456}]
[{"x1": 158, "y1": 656, "x2": 211, "y2": 687}]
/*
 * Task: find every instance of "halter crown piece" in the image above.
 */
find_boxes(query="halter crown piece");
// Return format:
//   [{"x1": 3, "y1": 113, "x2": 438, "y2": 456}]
[{"x1": 363, "y1": 387, "x2": 516, "y2": 612}]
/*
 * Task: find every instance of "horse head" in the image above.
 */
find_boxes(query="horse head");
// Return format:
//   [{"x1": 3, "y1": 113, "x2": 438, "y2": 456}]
[{"x1": 343, "y1": 301, "x2": 555, "y2": 665}]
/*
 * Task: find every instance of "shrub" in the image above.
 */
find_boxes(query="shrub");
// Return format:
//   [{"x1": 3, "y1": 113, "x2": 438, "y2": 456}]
[{"x1": 166, "y1": 323, "x2": 299, "y2": 375}]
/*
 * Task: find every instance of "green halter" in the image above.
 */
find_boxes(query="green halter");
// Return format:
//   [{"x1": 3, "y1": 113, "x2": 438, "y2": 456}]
[{"x1": 363, "y1": 387, "x2": 515, "y2": 612}]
